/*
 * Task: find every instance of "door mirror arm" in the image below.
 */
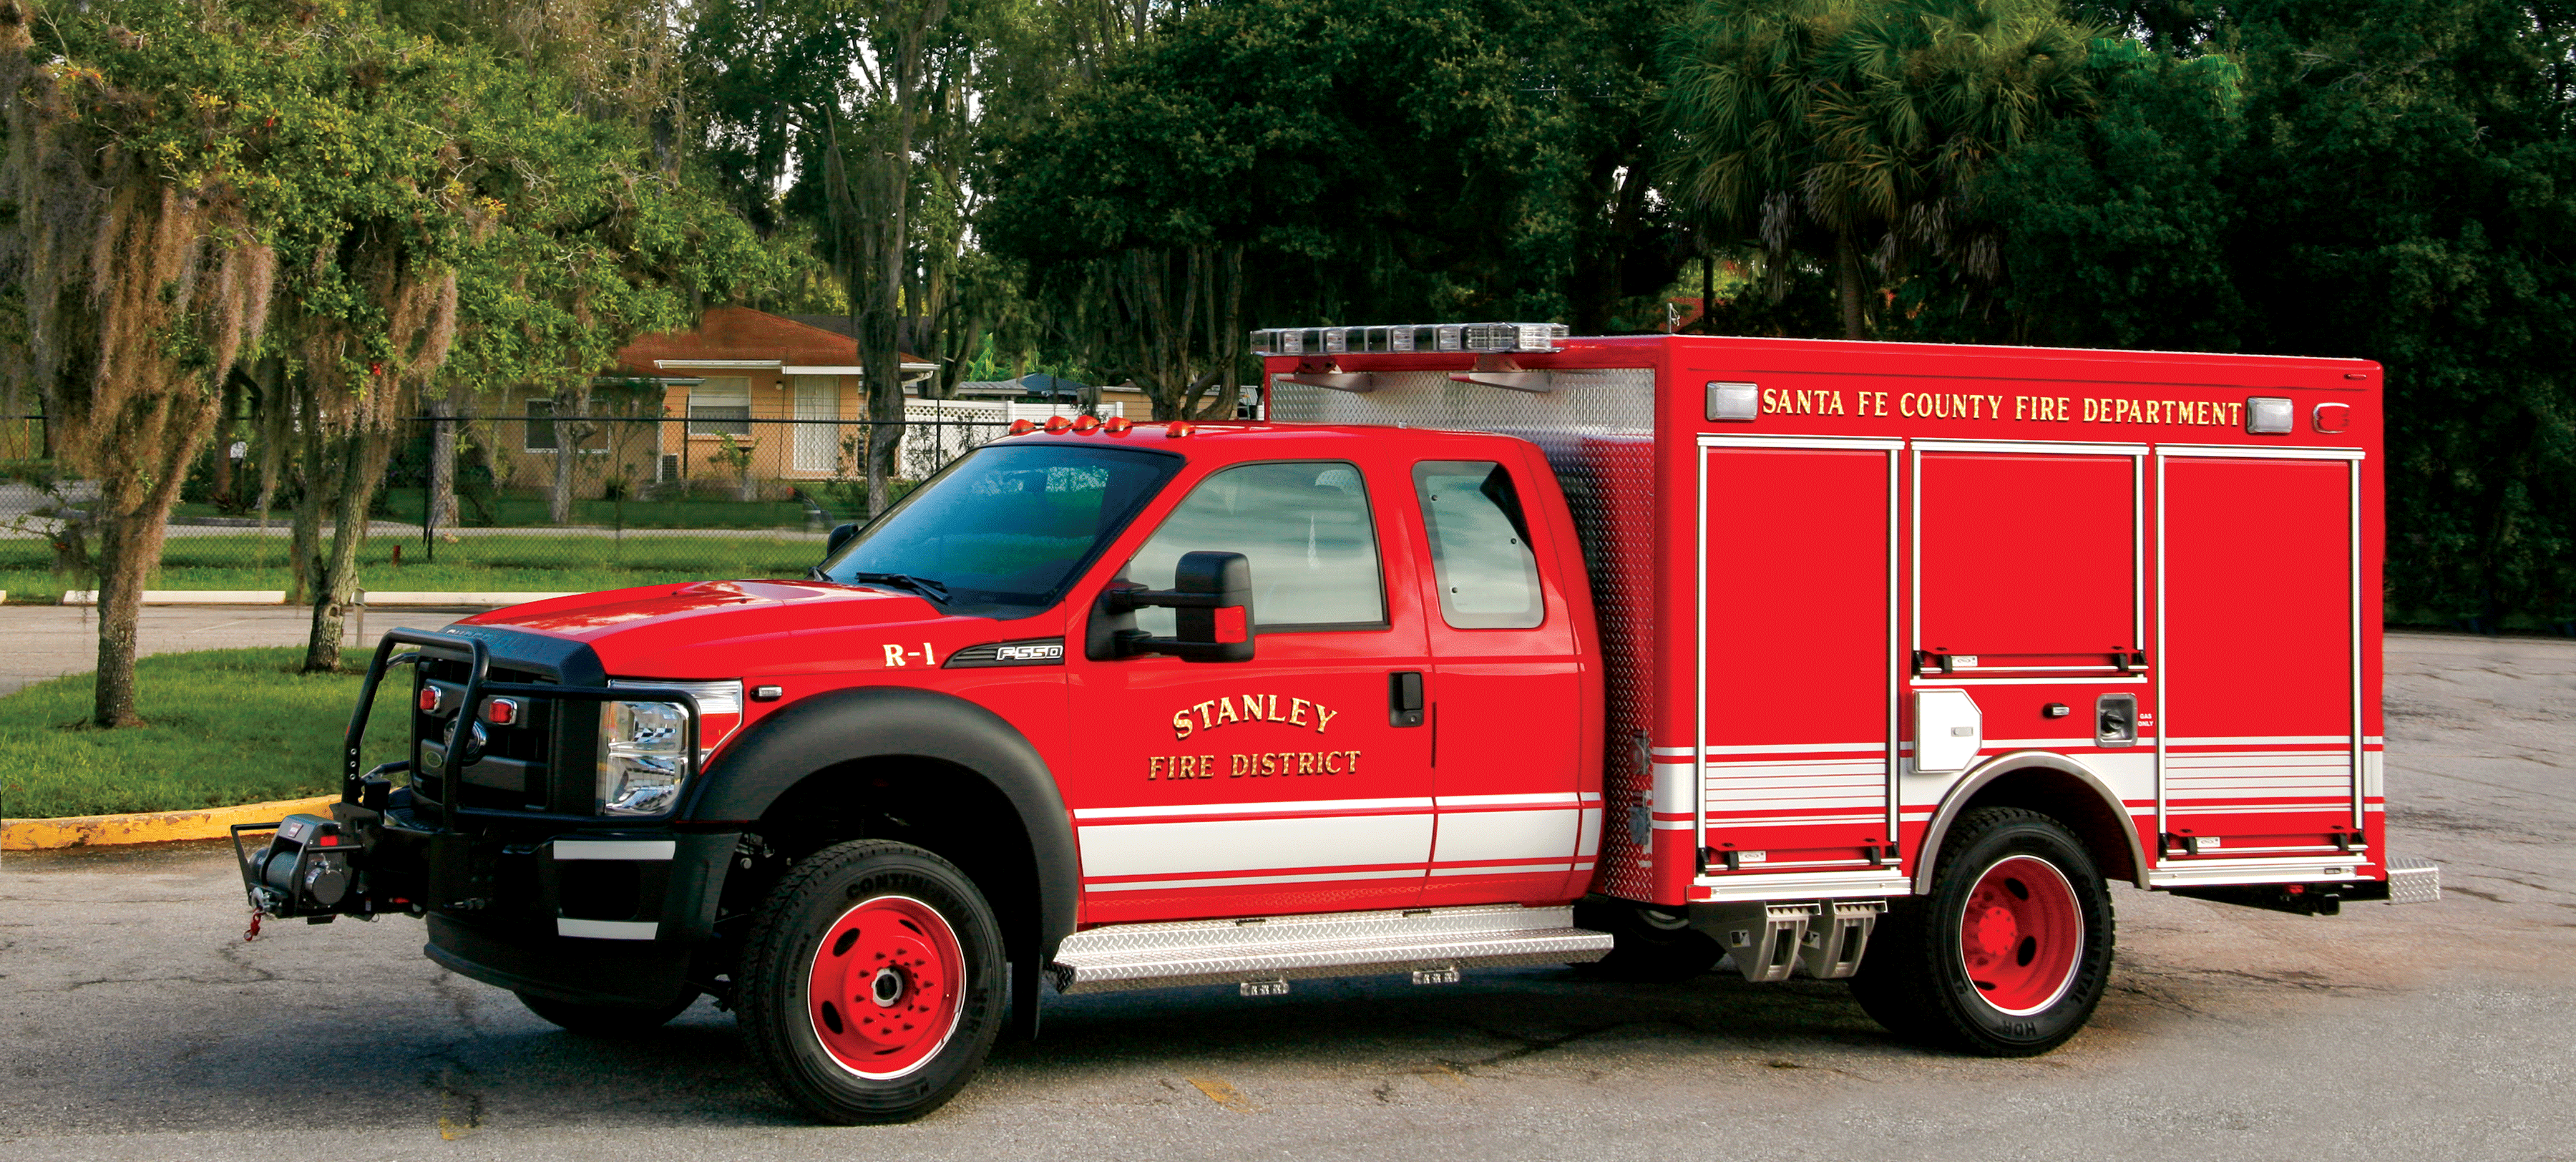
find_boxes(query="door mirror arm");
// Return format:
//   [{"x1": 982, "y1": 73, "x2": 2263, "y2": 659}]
[{"x1": 1088, "y1": 550, "x2": 1256, "y2": 663}]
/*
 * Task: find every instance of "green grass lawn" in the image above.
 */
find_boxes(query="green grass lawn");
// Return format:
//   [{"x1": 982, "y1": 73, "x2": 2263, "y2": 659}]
[
  {"x1": 0, "y1": 648, "x2": 416, "y2": 819},
  {"x1": 0, "y1": 532, "x2": 827, "y2": 602}
]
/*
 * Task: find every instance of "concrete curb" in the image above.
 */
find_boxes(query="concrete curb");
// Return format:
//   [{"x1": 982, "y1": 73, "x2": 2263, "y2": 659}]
[
  {"x1": 55, "y1": 590, "x2": 575, "y2": 607},
  {"x1": 2, "y1": 795, "x2": 337, "y2": 851}
]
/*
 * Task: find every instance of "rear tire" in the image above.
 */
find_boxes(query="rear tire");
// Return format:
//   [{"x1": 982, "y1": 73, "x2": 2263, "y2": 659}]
[
  {"x1": 1848, "y1": 807, "x2": 2114, "y2": 1056},
  {"x1": 737, "y1": 839, "x2": 1005, "y2": 1124},
  {"x1": 517, "y1": 990, "x2": 696, "y2": 1036}
]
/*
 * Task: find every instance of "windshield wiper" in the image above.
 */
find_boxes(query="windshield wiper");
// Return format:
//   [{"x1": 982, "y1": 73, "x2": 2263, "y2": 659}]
[{"x1": 843, "y1": 571, "x2": 952, "y2": 603}]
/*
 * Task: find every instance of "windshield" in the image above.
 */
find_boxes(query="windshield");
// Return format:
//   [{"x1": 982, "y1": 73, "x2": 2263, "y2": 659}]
[{"x1": 818, "y1": 441, "x2": 1179, "y2": 611}]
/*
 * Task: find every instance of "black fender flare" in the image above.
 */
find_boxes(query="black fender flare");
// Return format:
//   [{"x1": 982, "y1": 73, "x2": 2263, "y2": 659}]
[
  {"x1": 1911, "y1": 751, "x2": 2151, "y2": 894},
  {"x1": 681, "y1": 685, "x2": 1078, "y2": 960}
]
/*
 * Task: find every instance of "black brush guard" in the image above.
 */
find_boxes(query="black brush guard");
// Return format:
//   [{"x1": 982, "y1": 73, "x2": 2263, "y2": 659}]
[{"x1": 233, "y1": 627, "x2": 702, "y2": 924}]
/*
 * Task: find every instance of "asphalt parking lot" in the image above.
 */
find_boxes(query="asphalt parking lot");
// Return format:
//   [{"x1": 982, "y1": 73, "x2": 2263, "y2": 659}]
[{"x1": 4, "y1": 628, "x2": 2571, "y2": 1161}]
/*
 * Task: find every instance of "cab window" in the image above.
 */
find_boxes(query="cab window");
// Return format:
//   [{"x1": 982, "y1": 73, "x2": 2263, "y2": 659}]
[
  {"x1": 1127, "y1": 460, "x2": 1386, "y2": 632},
  {"x1": 1413, "y1": 460, "x2": 1543, "y2": 629}
]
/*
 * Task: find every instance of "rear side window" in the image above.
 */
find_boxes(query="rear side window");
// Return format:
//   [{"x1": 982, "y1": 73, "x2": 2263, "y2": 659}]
[
  {"x1": 1127, "y1": 460, "x2": 1386, "y2": 631},
  {"x1": 1413, "y1": 460, "x2": 1543, "y2": 629}
]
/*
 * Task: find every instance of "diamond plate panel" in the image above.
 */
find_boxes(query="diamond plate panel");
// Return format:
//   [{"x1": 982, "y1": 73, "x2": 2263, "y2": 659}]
[
  {"x1": 2385, "y1": 855, "x2": 2441, "y2": 904},
  {"x1": 1271, "y1": 370, "x2": 1662, "y2": 901},
  {"x1": 1049, "y1": 903, "x2": 1611, "y2": 994}
]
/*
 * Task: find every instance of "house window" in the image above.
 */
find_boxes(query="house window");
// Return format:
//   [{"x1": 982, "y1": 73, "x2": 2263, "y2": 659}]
[
  {"x1": 525, "y1": 399, "x2": 557, "y2": 451},
  {"x1": 689, "y1": 377, "x2": 753, "y2": 436}
]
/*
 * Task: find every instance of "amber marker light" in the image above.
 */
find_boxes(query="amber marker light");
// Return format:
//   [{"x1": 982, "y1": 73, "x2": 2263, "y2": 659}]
[
  {"x1": 1101, "y1": 416, "x2": 1133, "y2": 435},
  {"x1": 1005, "y1": 419, "x2": 1036, "y2": 435},
  {"x1": 1165, "y1": 421, "x2": 1195, "y2": 438},
  {"x1": 1044, "y1": 416, "x2": 1073, "y2": 434},
  {"x1": 1072, "y1": 414, "x2": 1101, "y2": 434}
]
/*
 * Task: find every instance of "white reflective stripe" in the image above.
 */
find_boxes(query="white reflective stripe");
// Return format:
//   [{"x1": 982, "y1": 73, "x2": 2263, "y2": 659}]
[
  {"x1": 1436, "y1": 792, "x2": 1583, "y2": 808},
  {"x1": 1085, "y1": 869, "x2": 1421, "y2": 892},
  {"x1": 1077, "y1": 814, "x2": 1432, "y2": 878},
  {"x1": 1073, "y1": 796, "x2": 1433, "y2": 821},
  {"x1": 556, "y1": 919, "x2": 658, "y2": 940},
  {"x1": 1705, "y1": 814, "x2": 1881, "y2": 827},
  {"x1": 1657, "y1": 743, "x2": 1881, "y2": 757},
  {"x1": 1576, "y1": 807, "x2": 1604, "y2": 857},
  {"x1": 552, "y1": 840, "x2": 676, "y2": 861},
  {"x1": 2167, "y1": 736, "x2": 2358, "y2": 746},
  {"x1": 1652, "y1": 762, "x2": 1695, "y2": 815},
  {"x1": 1650, "y1": 819, "x2": 1697, "y2": 830},
  {"x1": 1432, "y1": 809, "x2": 1578, "y2": 864},
  {"x1": 1578, "y1": 791, "x2": 1604, "y2": 804},
  {"x1": 1430, "y1": 863, "x2": 1572, "y2": 877}
]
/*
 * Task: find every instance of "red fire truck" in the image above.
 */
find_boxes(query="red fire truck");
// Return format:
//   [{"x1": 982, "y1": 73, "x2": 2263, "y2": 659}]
[{"x1": 238, "y1": 325, "x2": 2437, "y2": 1123}]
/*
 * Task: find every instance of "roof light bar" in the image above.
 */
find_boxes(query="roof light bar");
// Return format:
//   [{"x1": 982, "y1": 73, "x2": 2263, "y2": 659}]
[{"x1": 1249, "y1": 322, "x2": 1568, "y2": 358}]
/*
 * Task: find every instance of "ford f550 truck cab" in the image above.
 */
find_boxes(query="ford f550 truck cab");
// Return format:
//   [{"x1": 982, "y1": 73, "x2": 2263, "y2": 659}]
[{"x1": 240, "y1": 326, "x2": 2437, "y2": 1123}]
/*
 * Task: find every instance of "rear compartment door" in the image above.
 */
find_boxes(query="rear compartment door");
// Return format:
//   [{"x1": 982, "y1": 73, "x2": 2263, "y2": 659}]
[
  {"x1": 2155, "y1": 448, "x2": 2367, "y2": 877},
  {"x1": 1694, "y1": 436, "x2": 1906, "y2": 898}
]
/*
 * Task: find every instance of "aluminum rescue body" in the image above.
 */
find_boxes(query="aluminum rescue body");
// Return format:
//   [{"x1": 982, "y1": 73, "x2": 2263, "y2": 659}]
[{"x1": 238, "y1": 328, "x2": 2436, "y2": 1123}]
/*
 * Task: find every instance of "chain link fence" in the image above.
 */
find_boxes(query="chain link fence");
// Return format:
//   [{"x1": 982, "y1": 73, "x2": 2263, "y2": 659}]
[{"x1": 0, "y1": 406, "x2": 1111, "y2": 602}]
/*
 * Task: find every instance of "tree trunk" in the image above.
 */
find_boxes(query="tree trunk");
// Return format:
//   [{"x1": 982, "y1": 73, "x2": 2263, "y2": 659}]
[
  {"x1": 1835, "y1": 231, "x2": 1866, "y2": 341},
  {"x1": 88, "y1": 511, "x2": 158, "y2": 728},
  {"x1": 426, "y1": 386, "x2": 460, "y2": 538},
  {"x1": 84, "y1": 400, "x2": 220, "y2": 728},
  {"x1": 304, "y1": 429, "x2": 394, "y2": 673},
  {"x1": 549, "y1": 419, "x2": 577, "y2": 524},
  {"x1": 285, "y1": 395, "x2": 327, "y2": 607}
]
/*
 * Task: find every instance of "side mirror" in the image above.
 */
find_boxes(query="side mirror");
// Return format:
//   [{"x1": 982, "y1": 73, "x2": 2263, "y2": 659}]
[
  {"x1": 1091, "y1": 550, "x2": 1255, "y2": 663},
  {"x1": 824, "y1": 522, "x2": 860, "y2": 558}
]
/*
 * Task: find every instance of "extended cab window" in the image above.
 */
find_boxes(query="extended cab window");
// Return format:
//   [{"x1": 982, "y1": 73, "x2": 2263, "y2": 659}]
[
  {"x1": 1128, "y1": 460, "x2": 1386, "y2": 632},
  {"x1": 819, "y1": 442, "x2": 1177, "y2": 611},
  {"x1": 1413, "y1": 460, "x2": 1543, "y2": 629}
]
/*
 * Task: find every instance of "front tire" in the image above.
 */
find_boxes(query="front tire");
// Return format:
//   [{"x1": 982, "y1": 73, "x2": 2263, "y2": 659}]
[
  {"x1": 738, "y1": 840, "x2": 1005, "y2": 1124},
  {"x1": 517, "y1": 990, "x2": 696, "y2": 1036},
  {"x1": 1848, "y1": 807, "x2": 2114, "y2": 1056}
]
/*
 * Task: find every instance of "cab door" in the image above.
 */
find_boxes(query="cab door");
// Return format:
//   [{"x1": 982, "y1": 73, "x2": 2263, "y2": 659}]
[
  {"x1": 1066, "y1": 456, "x2": 1435, "y2": 924},
  {"x1": 1408, "y1": 453, "x2": 1594, "y2": 907}
]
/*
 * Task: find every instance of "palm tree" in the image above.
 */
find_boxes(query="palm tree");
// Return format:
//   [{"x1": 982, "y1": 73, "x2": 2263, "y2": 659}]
[{"x1": 1663, "y1": 0, "x2": 2095, "y2": 338}]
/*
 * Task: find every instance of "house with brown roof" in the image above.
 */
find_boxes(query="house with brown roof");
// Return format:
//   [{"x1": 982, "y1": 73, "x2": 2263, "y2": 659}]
[{"x1": 489, "y1": 307, "x2": 937, "y2": 498}]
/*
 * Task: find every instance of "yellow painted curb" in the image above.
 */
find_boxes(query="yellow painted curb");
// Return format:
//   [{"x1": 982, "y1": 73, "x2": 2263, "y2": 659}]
[{"x1": 1, "y1": 795, "x2": 338, "y2": 851}]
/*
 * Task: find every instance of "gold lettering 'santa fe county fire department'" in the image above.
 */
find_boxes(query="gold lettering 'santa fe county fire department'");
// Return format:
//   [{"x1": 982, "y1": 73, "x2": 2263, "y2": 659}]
[{"x1": 233, "y1": 320, "x2": 2439, "y2": 1128}]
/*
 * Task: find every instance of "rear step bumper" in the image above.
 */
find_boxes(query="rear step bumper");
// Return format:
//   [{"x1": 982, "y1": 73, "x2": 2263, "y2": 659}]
[
  {"x1": 1047, "y1": 903, "x2": 1613, "y2": 995},
  {"x1": 2170, "y1": 854, "x2": 2441, "y2": 916}
]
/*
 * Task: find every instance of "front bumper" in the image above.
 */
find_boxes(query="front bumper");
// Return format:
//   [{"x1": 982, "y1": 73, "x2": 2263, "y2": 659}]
[{"x1": 369, "y1": 803, "x2": 740, "y2": 1005}]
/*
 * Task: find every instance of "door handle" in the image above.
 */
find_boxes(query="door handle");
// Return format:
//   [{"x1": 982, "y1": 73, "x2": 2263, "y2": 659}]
[{"x1": 1389, "y1": 671, "x2": 1425, "y2": 728}]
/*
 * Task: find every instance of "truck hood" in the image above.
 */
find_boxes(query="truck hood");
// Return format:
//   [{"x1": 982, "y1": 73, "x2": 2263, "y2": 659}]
[{"x1": 459, "y1": 580, "x2": 1002, "y2": 678}]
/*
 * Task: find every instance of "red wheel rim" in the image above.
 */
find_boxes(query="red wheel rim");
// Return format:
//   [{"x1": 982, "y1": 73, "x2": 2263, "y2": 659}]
[
  {"x1": 1956, "y1": 855, "x2": 2084, "y2": 1016},
  {"x1": 806, "y1": 895, "x2": 965, "y2": 1079}
]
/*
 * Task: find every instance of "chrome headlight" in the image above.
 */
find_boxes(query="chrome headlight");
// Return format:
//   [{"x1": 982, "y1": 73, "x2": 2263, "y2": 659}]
[{"x1": 597, "y1": 679, "x2": 742, "y2": 816}]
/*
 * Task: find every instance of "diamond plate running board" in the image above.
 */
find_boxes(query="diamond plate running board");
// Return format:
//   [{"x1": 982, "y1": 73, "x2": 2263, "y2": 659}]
[{"x1": 1047, "y1": 904, "x2": 1613, "y2": 995}]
